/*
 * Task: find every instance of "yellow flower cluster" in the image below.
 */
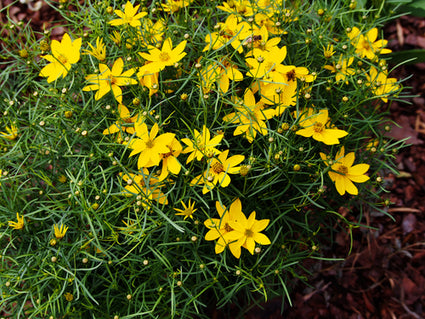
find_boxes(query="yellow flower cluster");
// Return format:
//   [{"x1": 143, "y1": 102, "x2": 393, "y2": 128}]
[{"x1": 33, "y1": 1, "x2": 400, "y2": 259}]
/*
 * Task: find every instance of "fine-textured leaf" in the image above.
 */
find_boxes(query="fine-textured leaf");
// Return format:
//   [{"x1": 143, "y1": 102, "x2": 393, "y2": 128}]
[
  {"x1": 399, "y1": 0, "x2": 425, "y2": 17},
  {"x1": 388, "y1": 49, "x2": 425, "y2": 64}
]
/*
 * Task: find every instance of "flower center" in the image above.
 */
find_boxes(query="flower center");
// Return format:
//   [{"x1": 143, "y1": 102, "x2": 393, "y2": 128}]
[
  {"x1": 57, "y1": 54, "x2": 68, "y2": 65},
  {"x1": 286, "y1": 69, "x2": 296, "y2": 81},
  {"x1": 244, "y1": 228, "x2": 254, "y2": 237},
  {"x1": 337, "y1": 165, "x2": 349, "y2": 175},
  {"x1": 362, "y1": 39, "x2": 371, "y2": 50},
  {"x1": 107, "y1": 74, "x2": 117, "y2": 85},
  {"x1": 161, "y1": 146, "x2": 174, "y2": 159},
  {"x1": 313, "y1": 122, "x2": 324, "y2": 133},
  {"x1": 212, "y1": 162, "x2": 224, "y2": 174},
  {"x1": 224, "y1": 222, "x2": 233, "y2": 232},
  {"x1": 145, "y1": 139, "x2": 155, "y2": 148},
  {"x1": 159, "y1": 52, "x2": 171, "y2": 62}
]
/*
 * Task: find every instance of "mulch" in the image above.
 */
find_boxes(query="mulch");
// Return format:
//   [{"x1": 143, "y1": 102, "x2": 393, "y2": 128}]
[{"x1": 1, "y1": 2, "x2": 425, "y2": 318}]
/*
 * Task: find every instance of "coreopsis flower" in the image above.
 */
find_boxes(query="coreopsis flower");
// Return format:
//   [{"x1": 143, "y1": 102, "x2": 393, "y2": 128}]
[
  {"x1": 161, "y1": 0, "x2": 193, "y2": 12},
  {"x1": 181, "y1": 125, "x2": 224, "y2": 163},
  {"x1": 245, "y1": 45, "x2": 288, "y2": 80},
  {"x1": 323, "y1": 44, "x2": 336, "y2": 59},
  {"x1": 39, "y1": 33, "x2": 82, "y2": 83},
  {"x1": 203, "y1": 14, "x2": 251, "y2": 53},
  {"x1": 320, "y1": 147, "x2": 370, "y2": 196},
  {"x1": 110, "y1": 31, "x2": 122, "y2": 45},
  {"x1": 198, "y1": 60, "x2": 243, "y2": 94},
  {"x1": 54, "y1": 223, "x2": 68, "y2": 239},
  {"x1": 296, "y1": 109, "x2": 348, "y2": 145},
  {"x1": 0, "y1": 125, "x2": 18, "y2": 140},
  {"x1": 244, "y1": 25, "x2": 280, "y2": 53},
  {"x1": 8, "y1": 213, "x2": 24, "y2": 230},
  {"x1": 108, "y1": 1, "x2": 147, "y2": 27},
  {"x1": 83, "y1": 58, "x2": 137, "y2": 103},
  {"x1": 324, "y1": 55, "x2": 355, "y2": 83},
  {"x1": 137, "y1": 18, "x2": 166, "y2": 47},
  {"x1": 174, "y1": 199, "x2": 197, "y2": 220},
  {"x1": 190, "y1": 149, "x2": 244, "y2": 194},
  {"x1": 103, "y1": 104, "x2": 139, "y2": 139},
  {"x1": 254, "y1": 13, "x2": 283, "y2": 35},
  {"x1": 83, "y1": 37, "x2": 106, "y2": 61},
  {"x1": 127, "y1": 121, "x2": 175, "y2": 169},
  {"x1": 158, "y1": 137, "x2": 183, "y2": 181},
  {"x1": 366, "y1": 66, "x2": 399, "y2": 103},
  {"x1": 137, "y1": 63, "x2": 160, "y2": 96},
  {"x1": 217, "y1": 0, "x2": 254, "y2": 16},
  {"x1": 258, "y1": 80, "x2": 297, "y2": 114},
  {"x1": 226, "y1": 203, "x2": 271, "y2": 258},
  {"x1": 223, "y1": 89, "x2": 275, "y2": 143},
  {"x1": 204, "y1": 199, "x2": 241, "y2": 255},
  {"x1": 138, "y1": 38, "x2": 187, "y2": 73},
  {"x1": 347, "y1": 27, "x2": 391, "y2": 60},
  {"x1": 120, "y1": 169, "x2": 168, "y2": 205}
]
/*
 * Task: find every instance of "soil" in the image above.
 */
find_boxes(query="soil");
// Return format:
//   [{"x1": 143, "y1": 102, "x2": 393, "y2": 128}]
[{"x1": 1, "y1": 2, "x2": 424, "y2": 318}]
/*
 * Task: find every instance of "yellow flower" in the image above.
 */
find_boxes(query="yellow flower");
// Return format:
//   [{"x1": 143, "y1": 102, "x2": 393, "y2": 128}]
[
  {"x1": 64, "y1": 292, "x2": 74, "y2": 302},
  {"x1": 323, "y1": 44, "x2": 335, "y2": 59},
  {"x1": 174, "y1": 199, "x2": 197, "y2": 220},
  {"x1": 226, "y1": 203, "x2": 271, "y2": 258},
  {"x1": 223, "y1": 89, "x2": 275, "y2": 143},
  {"x1": 204, "y1": 199, "x2": 241, "y2": 255},
  {"x1": 296, "y1": 109, "x2": 348, "y2": 145},
  {"x1": 120, "y1": 169, "x2": 168, "y2": 206},
  {"x1": 39, "y1": 33, "x2": 82, "y2": 83},
  {"x1": 181, "y1": 125, "x2": 224, "y2": 163},
  {"x1": 54, "y1": 223, "x2": 69, "y2": 239},
  {"x1": 137, "y1": 18, "x2": 166, "y2": 47},
  {"x1": 217, "y1": 0, "x2": 254, "y2": 16},
  {"x1": 8, "y1": 213, "x2": 24, "y2": 230},
  {"x1": 0, "y1": 125, "x2": 18, "y2": 140},
  {"x1": 103, "y1": 104, "x2": 139, "y2": 137},
  {"x1": 108, "y1": 1, "x2": 147, "y2": 27},
  {"x1": 161, "y1": 0, "x2": 193, "y2": 12},
  {"x1": 347, "y1": 27, "x2": 391, "y2": 60},
  {"x1": 137, "y1": 63, "x2": 160, "y2": 97},
  {"x1": 245, "y1": 25, "x2": 281, "y2": 53},
  {"x1": 324, "y1": 55, "x2": 355, "y2": 83},
  {"x1": 254, "y1": 12, "x2": 283, "y2": 35},
  {"x1": 138, "y1": 38, "x2": 187, "y2": 73},
  {"x1": 110, "y1": 31, "x2": 122, "y2": 45},
  {"x1": 366, "y1": 67, "x2": 399, "y2": 103},
  {"x1": 204, "y1": 198, "x2": 271, "y2": 258},
  {"x1": 127, "y1": 121, "x2": 175, "y2": 169},
  {"x1": 190, "y1": 149, "x2": 244, "y2": 194},
  {"x1": 245, "y1": 45, "x2": 287, "y2": 80},
  {"x1": 83, "y1": 37, "x2": 106, "y2": 61},
  {"x1": 320, "y1": 147, "x2": 370, "y2": 196},
  {"x1": 158, "y1": 137, "x2": 183, "y2": 181},
  {"x1": 83, "y1": 58, "x2": 137, "y2": 103},
  {"x1": 203, "y1": 14, "x2": 251, "y2": 53}
]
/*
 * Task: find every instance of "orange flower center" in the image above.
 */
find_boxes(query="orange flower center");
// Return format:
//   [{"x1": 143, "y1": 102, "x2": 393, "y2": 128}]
[
  {"x1": 361, "y1": 39, "x2": 371, "y2": 51},
  {"x1": 107, "y1": 74, "x2": 117, "y2": 85},
  {"x1": 337, "y1": 165, "x2": 348, "y2": 175},
  {"x1": 224, "y1": 222, "x2": 233, "y2": 232},
  {"x1": 313, "y1": 122, "x2": 324, "y2": 133},
  {"x1": 57, "y1": 54, "x2": 68, "y2": 65},
  {"x1": 212, "y1": 162, "x2": 224, "y2": 174}
]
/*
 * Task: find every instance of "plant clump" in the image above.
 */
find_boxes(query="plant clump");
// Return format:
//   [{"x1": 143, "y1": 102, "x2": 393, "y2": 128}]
[{"x1": 0, "y1": 0, "x2": 406, "y2": 317}]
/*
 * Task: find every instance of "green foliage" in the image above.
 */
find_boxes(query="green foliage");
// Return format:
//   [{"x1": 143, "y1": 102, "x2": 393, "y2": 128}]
[{"x1": 0, "y1": 0, "x2": 407, "y2": 317}]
